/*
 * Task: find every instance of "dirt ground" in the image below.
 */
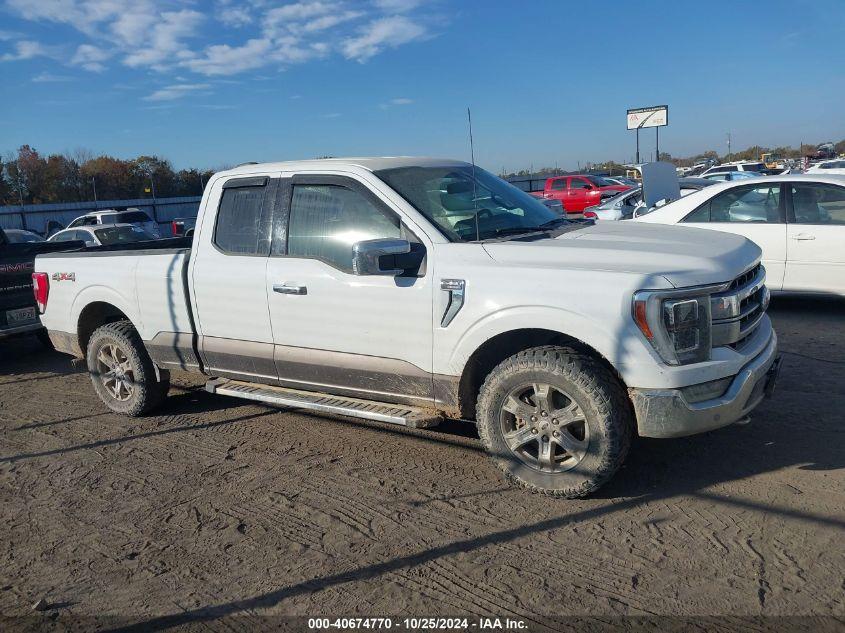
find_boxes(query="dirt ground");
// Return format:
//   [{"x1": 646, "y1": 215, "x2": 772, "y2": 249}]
[{"x1": 0, "y1": 296, "x2": 843, "y2": 632}]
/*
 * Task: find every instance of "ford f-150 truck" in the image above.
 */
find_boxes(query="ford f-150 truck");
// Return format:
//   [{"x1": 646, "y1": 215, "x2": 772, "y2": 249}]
[{"x1": 34, "y1": 158, "x2": 781, "y2": 497}]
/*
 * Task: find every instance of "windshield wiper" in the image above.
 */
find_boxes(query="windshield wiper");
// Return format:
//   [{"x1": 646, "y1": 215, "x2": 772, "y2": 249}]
[
  {"x1": 539, "y1": 216, "x2": 571, "y2": 228},
  {"x1": 493, "y1": 226, "x2": 548, "y2": 236}
]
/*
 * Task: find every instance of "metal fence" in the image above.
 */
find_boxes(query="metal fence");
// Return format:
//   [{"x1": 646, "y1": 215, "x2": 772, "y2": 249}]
[{"x1": 0, "y1": 196, "x2": 202, "y2": 236}]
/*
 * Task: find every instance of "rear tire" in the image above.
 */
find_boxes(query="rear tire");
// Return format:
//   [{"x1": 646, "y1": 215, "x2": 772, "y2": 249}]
[
  {"x1": 86, "y1": 320, "x2": 169, "y2": 416},
  {"x1": 476, "y1": 345, "x2": 633, "y2": 498}
]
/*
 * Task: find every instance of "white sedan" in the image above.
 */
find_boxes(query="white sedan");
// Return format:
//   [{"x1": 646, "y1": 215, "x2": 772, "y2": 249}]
[
  {"x1": 806, "y1": 159, "x2": 845, "y2": 176},
  {"x1": 49, "y1": 223, "x2": 157, "y2": 247},
  {"x1": 635, "y1": 174, "x2": 845, "y2": 295}
]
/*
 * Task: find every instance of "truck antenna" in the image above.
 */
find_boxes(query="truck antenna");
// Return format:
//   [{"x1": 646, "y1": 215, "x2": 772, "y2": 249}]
[{"x1": 468, "y1": 107, "x2": 479, "y2": 241}]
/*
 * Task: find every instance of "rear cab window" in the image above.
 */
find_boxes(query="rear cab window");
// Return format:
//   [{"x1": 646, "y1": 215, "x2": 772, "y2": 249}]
[{"x1": 213, "y1": 177, "x2": 272, "y2": 255}]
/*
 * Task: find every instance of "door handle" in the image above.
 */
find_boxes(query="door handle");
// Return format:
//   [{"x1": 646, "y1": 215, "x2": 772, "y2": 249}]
[
  {"x1": 791, "y1": 234, "x2": 816, "y2": 241},
  {"x1": 273, "y1": 284, "x2": 307, "y2": 295}
]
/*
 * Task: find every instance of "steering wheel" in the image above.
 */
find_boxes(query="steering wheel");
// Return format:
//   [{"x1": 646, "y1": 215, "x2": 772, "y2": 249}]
[{"x1": 473, "y1": 208, "x2": 493, "y2": 221}]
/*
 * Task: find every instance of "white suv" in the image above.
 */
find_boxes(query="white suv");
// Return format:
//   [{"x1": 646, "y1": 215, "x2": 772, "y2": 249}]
[
  {"x1": 66, "y1": 209, "x2": 161, "y2": 238},
  {"x1": 701, "y1": 161, "x2": 766, "y2": 177}
]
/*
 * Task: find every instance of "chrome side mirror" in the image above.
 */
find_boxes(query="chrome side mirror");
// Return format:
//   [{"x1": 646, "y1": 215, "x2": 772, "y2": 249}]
[{"x1": 352, "y1": 238, "x2": 411, "y2": 276}]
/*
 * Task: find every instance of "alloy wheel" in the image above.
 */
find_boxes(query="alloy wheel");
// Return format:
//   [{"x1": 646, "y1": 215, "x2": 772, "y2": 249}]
[{"x1": 499, "y1": 382, "x2": 590, "y2": 473}]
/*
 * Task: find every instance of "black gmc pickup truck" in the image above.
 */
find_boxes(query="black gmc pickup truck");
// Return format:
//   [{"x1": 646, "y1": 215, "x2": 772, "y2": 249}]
[{"x1": 0, "y1": 227, "x2": 81, "y2": 342}]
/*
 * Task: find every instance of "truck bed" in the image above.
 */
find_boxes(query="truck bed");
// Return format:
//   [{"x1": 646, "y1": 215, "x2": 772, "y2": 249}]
[{"x1": 35, "y1": 239, "x2": 196, "y2": 362}]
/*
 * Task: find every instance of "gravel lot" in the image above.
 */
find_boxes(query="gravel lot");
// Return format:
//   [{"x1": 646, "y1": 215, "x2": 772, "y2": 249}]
[{"x1": 1, "y1": 296, "x2": 843, "y2": 632}]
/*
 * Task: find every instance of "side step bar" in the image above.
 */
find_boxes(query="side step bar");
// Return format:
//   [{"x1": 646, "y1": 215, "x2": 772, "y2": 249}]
[{"x1": 205, "y1": 378, "x2": 442, "y2": 429}]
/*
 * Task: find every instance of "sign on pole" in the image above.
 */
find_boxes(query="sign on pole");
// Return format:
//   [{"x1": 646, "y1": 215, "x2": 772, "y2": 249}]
[{"x1": 626, "y1": 105, "x2": 668, "y2": 130}]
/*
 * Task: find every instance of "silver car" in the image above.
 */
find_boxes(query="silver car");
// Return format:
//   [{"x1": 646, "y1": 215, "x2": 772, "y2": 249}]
[
  {"x1": 586, "y1": 178, "x2": 716, "y2": 221},
  {"x1": 49, "y1": 224, "x2": 157, "y2": 247}
]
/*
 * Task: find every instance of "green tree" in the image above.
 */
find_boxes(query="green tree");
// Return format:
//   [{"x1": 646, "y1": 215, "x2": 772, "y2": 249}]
[{"x1": 0, "y1": 157, "x2": 13, "y2": 205}]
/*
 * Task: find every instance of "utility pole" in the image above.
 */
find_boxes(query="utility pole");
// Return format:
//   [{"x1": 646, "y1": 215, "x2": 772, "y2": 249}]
[
  {"x1": 91, "y1": 176, "x2": 98, "y2": 203},
  {"x1": 656, "y1": 127, "x2": 659, "y2": 162},
  {"x1": 726, "y1": 132, "x2": 732, "y2": 162},
  {"x1": 636, "y1": 128, "x2": 640, "y2": 163}
]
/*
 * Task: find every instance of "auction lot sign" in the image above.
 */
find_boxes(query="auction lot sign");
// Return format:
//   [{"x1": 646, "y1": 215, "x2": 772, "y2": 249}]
[{"x1": 627, "y1": 105, "x2": 668, "y2": 129}]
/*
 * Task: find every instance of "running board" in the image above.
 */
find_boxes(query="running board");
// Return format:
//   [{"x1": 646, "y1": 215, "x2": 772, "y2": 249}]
[{"x1": 205, "y1": 378, "x2": 442, "y2": 428}]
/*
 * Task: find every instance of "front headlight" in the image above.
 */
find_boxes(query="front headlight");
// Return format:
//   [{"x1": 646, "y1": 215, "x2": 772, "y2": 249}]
[{"x1": 633, "y1": 290, "x2": 712, "y2": 365}]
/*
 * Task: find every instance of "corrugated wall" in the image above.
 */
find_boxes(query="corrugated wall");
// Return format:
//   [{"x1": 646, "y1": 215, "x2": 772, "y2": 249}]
[{"x1": 0, "y1": 197, "x2": 202, "y2": 236}]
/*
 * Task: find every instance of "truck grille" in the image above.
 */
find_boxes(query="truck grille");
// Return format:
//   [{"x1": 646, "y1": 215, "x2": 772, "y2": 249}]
[{"x1": 710, "y1": 263, "x2": 768, "y2": 349}]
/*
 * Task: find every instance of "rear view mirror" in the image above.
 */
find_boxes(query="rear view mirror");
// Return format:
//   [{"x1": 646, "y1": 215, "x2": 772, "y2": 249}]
[{"x1": 352, "y1": 238, "x2": 411, "y2": 276}]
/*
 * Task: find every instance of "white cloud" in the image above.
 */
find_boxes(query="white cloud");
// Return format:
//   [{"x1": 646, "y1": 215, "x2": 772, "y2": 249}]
[
  {"x1": 123, "y1": 10, "x2": 204, "y2": 69},
  {"x1": 341, "y1": 16, "x2": 427, "y2": 62},
  {"x1": 71, "y1": 44, "x2": 110, "y2": 71},
  {"x1": 143, "y1": 83, "x2": 212, "y2": 101},
  {"x1": 379, "y1": 96, "x2": 414, "y2": 109},
  {"x1": 4, "y1": 0, "x2": 440, "y2": 78},
  {"x1": 265, "y1": 2, "x2": 336, "y2": 23},
  {"x1": 182, "y1": 38, "x2": 273, "y2": 76},
  {"x1": 0, "y1": 40, "x2": 50, "y2": 61},
  {"x1": 218, "y1": 6, "x2": 253, "y2": 28},
  {"x1": 300, "y1": 11, "x2": 364, "y2": 33},
  {"x1": 373, "y1": 0, "x2": 424, "y2": 12},
  {"x1": 32, "y1": 71, "x2": 73, "y2": 82}
]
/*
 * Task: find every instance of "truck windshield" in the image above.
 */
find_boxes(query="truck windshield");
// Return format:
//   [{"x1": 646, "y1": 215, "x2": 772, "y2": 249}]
[
  {"x1": 587, "y1": 176, "x2": 616, "y2": 187},
  {"x1": 375, "y1": 165, "x2": 567, "y2": 242}
]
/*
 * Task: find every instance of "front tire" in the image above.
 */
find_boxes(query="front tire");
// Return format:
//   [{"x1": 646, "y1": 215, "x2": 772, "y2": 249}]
[
  {"x1": 476, "y1": 346, "x2": 633, "y2": 498},
  {"x1": 86, "y1": 320, "x2": 169, "y2": 416}
]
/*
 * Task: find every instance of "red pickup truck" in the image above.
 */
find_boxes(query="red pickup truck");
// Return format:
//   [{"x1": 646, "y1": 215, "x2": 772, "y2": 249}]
[{"x1": 531, "y1": 175, "x2": 631, "y2": 213}]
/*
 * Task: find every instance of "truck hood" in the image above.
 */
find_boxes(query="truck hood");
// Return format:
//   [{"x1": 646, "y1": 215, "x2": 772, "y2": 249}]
[{"x1": 482, "y1": 222, "x2": 760, "y2": 288}]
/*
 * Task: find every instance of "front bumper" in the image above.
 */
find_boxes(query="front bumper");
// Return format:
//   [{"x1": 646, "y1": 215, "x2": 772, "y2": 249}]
[{"x1": 631, "y1": 330, "x2": 780, "y2": 438}]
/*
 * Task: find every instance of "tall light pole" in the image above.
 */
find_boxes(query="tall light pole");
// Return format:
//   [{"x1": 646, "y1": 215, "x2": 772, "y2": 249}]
[
  {"x1": 726, "y1": 132, "x2": 732, "y2": 162},
  {"x1": 91, "y1": 176, "x2": 98, "y2": 203}
]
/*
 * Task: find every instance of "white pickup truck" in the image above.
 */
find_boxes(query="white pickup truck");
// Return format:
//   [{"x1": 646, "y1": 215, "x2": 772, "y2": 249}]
[{"x1": 34, "y1": 158, "x2": 781, "y2": 497}]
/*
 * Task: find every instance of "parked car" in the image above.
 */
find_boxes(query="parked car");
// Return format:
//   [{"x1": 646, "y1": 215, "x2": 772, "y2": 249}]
[
  {"x1": 604, "y1": 176, "x2": 639, "y2": 188},
  {"x1": 701, "y1": 161, "x2": 767, "y2": 176},
  {"x1": 171, "y1": 217, "x2": 197, "y2": 237},
  {"x1": 66, "y1": 208, "x2": 161, "y2": 238},
  {"x1": 701, "y1": 171, "x2": 763, "y2": 182},
  {"x1": 587, "y1": 178, "x2": 716, "y2": 221},
  {"x1": 2, "y1": 229, "x2": 45, "y2": 243},
  {"x1": 0, "y1": 226, "x2": 82, "y2": 343},
  {"x1": 635, "y1": 174, "x2": 845, "y2": 295},
  {"x1": 35, "y1": 157, "x2": 780, "y2": 498},
  {"x1": 49, "y1": 224, "x2": 157, "y2": 247},
  {"x1": 531, "y1": 174, "x2": 631, "y2": 213},
  {"x1": 806, "y1": 159, "x2": 845, "y2": 176}
]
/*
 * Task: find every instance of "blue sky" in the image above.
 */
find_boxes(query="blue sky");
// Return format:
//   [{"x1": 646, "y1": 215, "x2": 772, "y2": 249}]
[{"x1": 1, "y1": 0, "x2": 844, "y2": 173}]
